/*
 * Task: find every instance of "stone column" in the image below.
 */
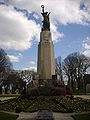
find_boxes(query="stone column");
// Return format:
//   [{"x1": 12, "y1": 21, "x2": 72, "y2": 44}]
[{"x1": 37, "y1": 30, "x2": 55, "y2": 81}]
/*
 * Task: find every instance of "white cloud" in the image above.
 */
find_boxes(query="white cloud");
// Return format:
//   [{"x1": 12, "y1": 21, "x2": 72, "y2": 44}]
[
  {"x1": 1, "y1": 0, "x2": 90, "y2": 51},
  {"x1": 86, "y1": 66, "x2": 90, "y2": 74},
  {"x1": 83, "y1": 37, "x2": 90, "y2": 49},
  {"x1": 18, "y1": 53, "x2": 23, "y2": 58},
  {"x1": 51, "y1": 22, "x2": 64, "y2": 42},
  {"x1": 33, "y1": 13, "x2": 39, "y2": 20},
  {"x1": 29, "y1": 60, "x2": 36, "y2": 65},
  {"x1": 8, "y1": 55, "x2": 20, "y2": 62},
  {"x1": 83, "y1": 50, "x2": 90, "y2": 58},
  {"x1": 7, "y1": 0, "x2": 90, "y2": 43},
  {"x1": 0, "y1": 5, "x2": 40, "y2": 51},
  {"x1": 23, "y1": 67, "x2": 37, "y2": 72},
  {"x1": 10, "y1": 0, "x2": 90, "y2": 25},
  {"x1": 82, "y1": 37, "x2": 90, "y2": 57}
]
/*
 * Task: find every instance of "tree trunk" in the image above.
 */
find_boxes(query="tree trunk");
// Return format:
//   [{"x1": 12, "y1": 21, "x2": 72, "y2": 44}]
[{"x1": 0, "y1": 86, "x2": 2, "y2": 94}]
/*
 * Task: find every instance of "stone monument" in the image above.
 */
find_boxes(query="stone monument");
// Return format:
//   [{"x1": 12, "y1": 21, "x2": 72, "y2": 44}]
[{"x1": 37, "y1": 5, "x2": 55, "y2": 84}]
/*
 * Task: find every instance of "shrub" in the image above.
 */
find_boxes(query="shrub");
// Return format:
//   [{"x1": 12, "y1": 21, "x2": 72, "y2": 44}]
[
  {"x1": 53, "y1": 87, "x2": 66, "y2": 95},
  {"x1": 15, "y1": 107, "x2": 22, "y2": 113},
  {"x1": 66, "y1": 86, "x2": 72, "y2": 95},
  {"x1": 39, "y1": 86, "x2": 53, "y2": 96},
  {"x1": 73, "y1": 89, "x2": 85, "y2": 95},
  {"x1": 28, "y1": 87, "x2": 40, "y2": 96},
  {"x1": 15, "y1": 106, "x2": 23, "y2": 113}
]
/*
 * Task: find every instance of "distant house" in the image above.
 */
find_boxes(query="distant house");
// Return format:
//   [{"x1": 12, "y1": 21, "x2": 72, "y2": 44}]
[{"x1": 84, "y1": 74, "x2": 90, "y2": 94}]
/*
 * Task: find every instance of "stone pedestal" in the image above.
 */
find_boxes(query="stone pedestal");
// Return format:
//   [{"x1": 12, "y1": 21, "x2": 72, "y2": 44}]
[{"x1": 37, "y1": 30, "x2": 55, "y2": 81}]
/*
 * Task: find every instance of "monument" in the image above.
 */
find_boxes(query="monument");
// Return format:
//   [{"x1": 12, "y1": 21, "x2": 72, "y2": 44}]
[{"x1": 37, "y1": 5, "x2": 55, "y2": 85}]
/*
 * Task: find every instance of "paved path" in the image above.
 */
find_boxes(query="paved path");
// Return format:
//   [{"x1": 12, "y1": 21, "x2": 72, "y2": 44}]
[
  {"x1": 17, "y1": 112, "x2": 74, "y2": 120},
  {"x1": 74, "y1": 95, "x2": 90, "y2": 100},
  {"x1": 53, "y1": 113, "x2": 74, "y2": 120},
  {"x1": 1, "y1": 110, "x2": 90, "y2": 120},
  {"x1": 17, "y1": 112, "x2": 37, "y2": 120}
]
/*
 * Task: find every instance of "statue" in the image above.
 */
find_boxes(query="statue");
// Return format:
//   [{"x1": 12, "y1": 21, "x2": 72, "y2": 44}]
[{"x1": 41, "y1": 5, "x2": 51, "y2": 31}]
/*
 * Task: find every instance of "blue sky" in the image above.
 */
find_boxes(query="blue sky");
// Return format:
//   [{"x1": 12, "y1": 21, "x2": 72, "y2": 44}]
[{"x1": 0, "y1": 0, "x2": 90, "y2": 71}]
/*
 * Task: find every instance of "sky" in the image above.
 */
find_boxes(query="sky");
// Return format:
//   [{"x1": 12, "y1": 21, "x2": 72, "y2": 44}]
[{"x1": 0, "y1": 0, "x2": 90, "y2": 71}]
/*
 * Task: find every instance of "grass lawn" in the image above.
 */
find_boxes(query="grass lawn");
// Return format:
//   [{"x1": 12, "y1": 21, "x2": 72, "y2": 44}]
[
  {"x1": 0, "y1": 94, "x2": 20, "y2": 101},
  {"x1": 0, "y1": 112, "x2": 18, "y2": 120},
  {"x1": 72, "y1": 113, "x2": 90, "y2": 120},
  {"x1": 0, "y1": 94, "x2": 20, "y2": 97},
  {"x1": 0, "y1": 97, "x2": 15, "y2": 101}
]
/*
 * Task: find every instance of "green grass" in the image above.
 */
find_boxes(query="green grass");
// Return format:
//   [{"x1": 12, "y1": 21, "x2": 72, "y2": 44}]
[
  {"x1": 0, "y1": 94, "x2": 20, "y2": 97},
  {"x1": 0, "y1": 112, "x2": 18, "y2": 120},
  {"x1": 72, "y1": 113, "x2": 90, "y2": 120},
  {"x1": 0, "y1": 94, "x2": 20, "y2": 101}
]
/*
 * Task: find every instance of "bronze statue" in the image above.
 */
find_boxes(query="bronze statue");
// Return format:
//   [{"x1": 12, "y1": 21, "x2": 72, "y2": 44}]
[{"x1": 41, "y1": 5, "x2": 51, "y2": 31}]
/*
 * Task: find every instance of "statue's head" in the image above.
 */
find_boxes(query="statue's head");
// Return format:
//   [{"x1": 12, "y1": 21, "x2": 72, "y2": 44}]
[{"x1": 45, "y1": 12, "x2": 48, "y2": 15}]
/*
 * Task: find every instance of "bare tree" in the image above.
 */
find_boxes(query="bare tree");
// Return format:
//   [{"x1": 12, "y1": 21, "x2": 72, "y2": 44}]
[
  {"x1": 18, "y1": 70, "x2": 35, "y2": 85},
  {"x1": 55, "y1": 56, "x2": 63, "y2": 81},
  {"x1": 62, "y1": 52, "x2": 90, "y2": 90},
  {"x1": 0, "y1": 48, "x2": 13, "y2": 93},
  {"x1": 0, "y1": 49, "x2": 12, "y2": 73},
  {"x1": 4, "y1": 71, "x2": 26, "y2": 94}
]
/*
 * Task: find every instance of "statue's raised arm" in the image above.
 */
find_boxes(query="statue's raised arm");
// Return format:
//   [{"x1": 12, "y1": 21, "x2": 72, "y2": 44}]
[
  {"x1": 41, "y1": 5, "x2": 51, "y2": 31},
  {"x1": 41, "y1": 5, "x2": 44, "y2": 13}
]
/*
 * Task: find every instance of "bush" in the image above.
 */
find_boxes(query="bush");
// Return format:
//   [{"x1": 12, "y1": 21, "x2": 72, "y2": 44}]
[
  {"x1": 27, "y1": 86, "x2": 54, "y2": 96},
  {"x1": 28, "y1": 87, "x2": 40, "y2": 96},
  {"x1": 53, "y1": 87, "x2": 66, "y2": 95},
  {"x1": 73, "y1": 89, "x2": 85, "y2": 95},
  {"x1": 15, "y1": 106, "x2": 23, "y2": 113},
  {"x1": 66, "y1": 86, "x2": 72, "y2": 95},
  {"x1": 39, "y1": 86, "x2": 53, "y2": 96}
]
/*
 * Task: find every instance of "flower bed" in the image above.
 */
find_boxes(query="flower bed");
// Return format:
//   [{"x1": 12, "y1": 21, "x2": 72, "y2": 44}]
[{"x1": 0, "y1": 96, "x2": 90, "y2": 113}]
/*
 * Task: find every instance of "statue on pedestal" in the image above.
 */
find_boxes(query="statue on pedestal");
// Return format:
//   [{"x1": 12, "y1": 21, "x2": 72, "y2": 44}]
[{"x1": 41, "y1": 5, "x2": 51, "y2": 31}]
